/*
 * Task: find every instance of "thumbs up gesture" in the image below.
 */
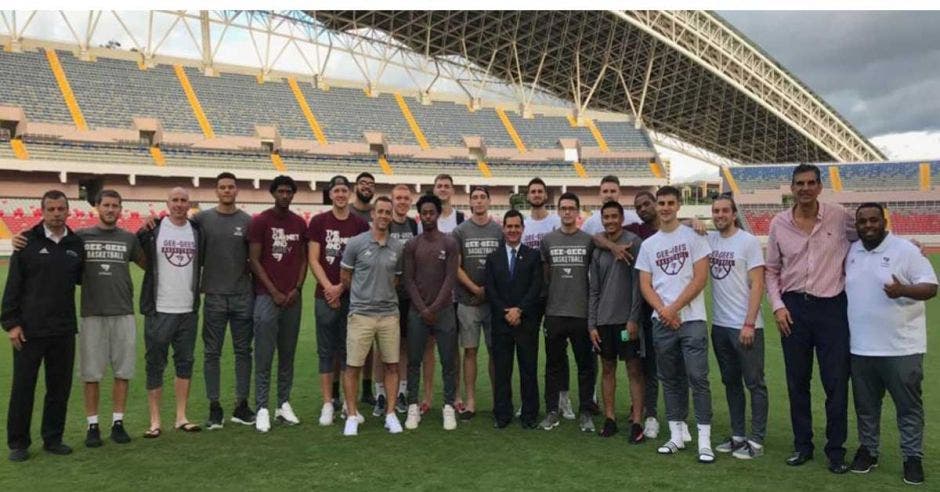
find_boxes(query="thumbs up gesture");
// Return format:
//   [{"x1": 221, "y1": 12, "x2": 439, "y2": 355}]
[{"x1": 883, "y1": 274, "x2": 906, "y2": 299}]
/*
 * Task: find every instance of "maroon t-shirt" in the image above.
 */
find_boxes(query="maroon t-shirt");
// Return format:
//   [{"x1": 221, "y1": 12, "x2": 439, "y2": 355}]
[
  {"x1": 626, "y1": 221, "x2": 657, "y2": 240},
  {"x1": 306, "y1": 209, "x2": 369, "y2": 299},
  {"x1": 248, "y1": 208, "x2": 308, "y2": 296}
]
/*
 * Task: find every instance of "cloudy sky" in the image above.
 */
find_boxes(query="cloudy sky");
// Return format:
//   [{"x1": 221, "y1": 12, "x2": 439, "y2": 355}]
[{"x1": 667, "y1": 10, "x2": 940, "y2": 181}]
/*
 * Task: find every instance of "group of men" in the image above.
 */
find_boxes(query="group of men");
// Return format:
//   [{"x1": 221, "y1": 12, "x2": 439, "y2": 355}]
[{"x1": 2, "y1": 166, "x2": 935, "y2": 486}]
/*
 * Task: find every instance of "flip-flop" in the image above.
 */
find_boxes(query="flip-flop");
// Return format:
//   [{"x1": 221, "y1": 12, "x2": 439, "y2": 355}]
[
  {"x1": 143, "y1": 428, "x2": 162, "y2": 439},
  {"x1": 657, "y1": 440, "x2": 684, "y2": 454},
  {"x1": 698, "y1": 447, "x2": 716, "y2": 464},
  {"x1": 175, "y1": 422, "x2": 202, "y2": 433}
]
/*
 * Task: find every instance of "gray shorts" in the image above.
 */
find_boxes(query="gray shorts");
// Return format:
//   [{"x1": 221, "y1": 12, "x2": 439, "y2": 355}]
[
  {"x1": 145, "y1": 312, "x2": 198, "y2": 390},
  {"x1": 79, "y1": 315, "x2": 137, "y2": 382},
  {"x1": 457, "y1": 303, "x2": 492, "y2": 350}
]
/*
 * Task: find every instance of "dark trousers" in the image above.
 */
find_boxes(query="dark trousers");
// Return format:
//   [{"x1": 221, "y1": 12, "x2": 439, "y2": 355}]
[
  {"x1": 203, "y1": 293, "x2": 254, "y2": 404},
  {"x1": 712, "y1": 325, "x2": 768, "y2": 443},
  {"x1": 406, "y1": 305, "x2": 457, "y2": 406},
  {"x1": 543, "y1": 316, "x2": 593, "y2": 413},
  {"x1": 852, "y1": 354, "x2": 924, "y2": 459},
  {"x1": 536, "y1": 299, "x2": 568, "y2": 394},
  {"x1": 781, "y1": 291, "x2": 850, "y2": 461},
  {"x1": 492, "y1": 319, "x2": 540, "y2": 424},
  {"x1": 7, "y1": 335, "x2": 75, "y2": 450}
]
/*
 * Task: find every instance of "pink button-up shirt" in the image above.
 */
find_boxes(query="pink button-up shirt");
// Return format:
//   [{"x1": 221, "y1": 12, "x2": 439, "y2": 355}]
[{"x1": 764, "y1": 201, "x2": 857, "y2": 311}]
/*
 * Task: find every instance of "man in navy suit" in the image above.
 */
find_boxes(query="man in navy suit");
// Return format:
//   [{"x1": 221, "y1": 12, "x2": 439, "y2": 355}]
[{"x1": 485, "y1": 209, "x2": 543, "y2": 429}]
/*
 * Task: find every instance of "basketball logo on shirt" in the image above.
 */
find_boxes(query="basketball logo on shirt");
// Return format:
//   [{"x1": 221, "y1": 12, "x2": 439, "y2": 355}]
[
  {"x1": 709, "y1": 250, "x2": 735, "y2": 280},
  {"x1": 161, "y1": 239, "x2": 195, "y2": 267},
  {"x1": 655, "y1": 244, "x2": 689, "y2": 276}
]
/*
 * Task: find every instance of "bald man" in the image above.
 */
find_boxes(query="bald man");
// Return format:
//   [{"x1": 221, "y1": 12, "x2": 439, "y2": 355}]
[{"x1": 137, "y1": 187, "x2": 203, "y2": 437}]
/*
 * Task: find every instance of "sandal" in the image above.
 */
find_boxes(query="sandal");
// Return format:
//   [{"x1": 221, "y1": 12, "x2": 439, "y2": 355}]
[
  {"x1": 143, "y1": 428, "x2": 162, "y2": 439},
  {"x1": 175, "y1": 422, "x2": 202, "y2": 433},
  {"x1": 657, "y1": 440, "x2": 684, "y2": 454},
  {"x1": 698, "y1": 447, "x2": 716, "y2": 464}
]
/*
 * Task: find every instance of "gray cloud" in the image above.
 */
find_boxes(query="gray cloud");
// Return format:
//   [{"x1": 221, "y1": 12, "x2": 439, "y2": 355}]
[{"x1": 718, "y1": 11, "x2": 940, "y2": 137}]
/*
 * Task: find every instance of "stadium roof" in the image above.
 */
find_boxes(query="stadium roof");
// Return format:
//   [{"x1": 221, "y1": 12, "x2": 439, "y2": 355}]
[{"x1": 306, "y1": 10, "x2": 886, "y2": 165}]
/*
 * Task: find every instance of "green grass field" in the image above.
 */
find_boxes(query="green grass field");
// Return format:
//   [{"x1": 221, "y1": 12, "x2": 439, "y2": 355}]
[{"x1": 0, "y1": 257, "x2": 937, "y2": 490}]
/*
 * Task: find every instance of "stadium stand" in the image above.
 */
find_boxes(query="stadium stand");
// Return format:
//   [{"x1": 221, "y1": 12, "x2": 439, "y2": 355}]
[
  {"x1": 504, "y1": 111, "x2": 595, "y2": 149},
  {"x1": 304, "y1": 86, "x2": 418, "y2": 145},
  {"x1": 0, "y1": 50, "x2": 73, "y2": 125},
  {"x1": 581, "y1": 157, "x2": 656, "y2": 177},
  {"x1": 837, "y1": 162, "x2": 921, "y2": 191},
  {"x1": 594, "y1": 121, "x2": 653, "y2": 151},
  {"x1": 406, "y1": 98, "x2": 515, "y2": 148},
  {"x1": 58, "y1": 51, "x2": 201, "y2": 133}
]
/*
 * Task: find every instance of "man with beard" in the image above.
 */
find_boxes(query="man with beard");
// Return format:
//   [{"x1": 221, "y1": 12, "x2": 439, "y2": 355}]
[
  {"x1": 845, "y1": 203, "x2": 936, "y2": 485},
  {"x1": 403, "y1": 194, "x2": 460, "y2": 431},
  {"x1": 309, "y1": 175, "x2": 369, "y2": 426},
  {"x1": 248, "y1": 175, "x2": 308, "y2": 432},
  {"x1": 350, "y1": 171, "x2": 377, "y2": 407},
  {"x1": 707, "y1": 194, "x2": 767, "y2": 460},
  {"x1": 138, "y1": 187, "x2": 202, "y2": 437}
]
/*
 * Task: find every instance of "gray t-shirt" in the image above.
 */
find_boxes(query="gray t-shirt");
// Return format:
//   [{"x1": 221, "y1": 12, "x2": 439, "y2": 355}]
[
  {"x1": 589, "y1": 231, "x2": 642, "y2": 328},
  {"x1": 390, "y1": 218, "x2": 417, "y2": 298},
  {"x1": 541, "y1": 228, "x2": 594, "y2": 318},
  {"x1": 351, "y1": 204, "x2": 373, "y2": 223},
  {"x1": 78, "y1": 226, "x2": 142, "y2": 317},
  {"x1": 194, "y1": 208, "x2": 252, "y2": 295},
  {"x1": 341, "y1": 231, "x2": 404, "y2": 316},
  {"x1": 452, "y1": 218, "x2": 502, "y2": 305}
]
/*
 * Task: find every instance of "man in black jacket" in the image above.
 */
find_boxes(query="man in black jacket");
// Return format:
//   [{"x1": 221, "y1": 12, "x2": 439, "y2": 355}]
[
  {"x1": 2, "y1": 190, "x2": 84, "y2": 462},
  {"x1": 485, "y1": 209, "x2": 543, "y2": 429},
  {"x1": 137, "y1": 187, "x2": 203, "y2": 437}
]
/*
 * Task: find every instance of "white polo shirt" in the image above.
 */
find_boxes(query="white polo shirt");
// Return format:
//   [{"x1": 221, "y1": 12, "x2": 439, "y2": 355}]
[{"x1": 845, "y1": 233, "x2": 938, "y2": 356}]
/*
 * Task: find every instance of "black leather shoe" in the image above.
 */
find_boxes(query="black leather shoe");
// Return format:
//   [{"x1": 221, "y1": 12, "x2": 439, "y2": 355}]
[
  {"x1": 493, "y1": 420, "x2": 511, "y2": 429},
  {"x1": 520, "y1": 420, "x2": 538, "y2": 430},
  {"x1": 43, "y1": 442, "x2": 73, "y2": 455},
  {"x1": 828, "y1": 460, "x2": 850, "y2": 474},
  {"x1": 786, "y1": 451, "x2": 813, "y2": 466},
  {"x1": 8, "y1": 448, "x2": 29, "y2": 462}
]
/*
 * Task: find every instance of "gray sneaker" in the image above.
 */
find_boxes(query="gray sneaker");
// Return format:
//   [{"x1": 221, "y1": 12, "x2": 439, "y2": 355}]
[
  {"x1": 579, "y1": 413, "x2": 595, "y2": 433},
  {"x1": 540, "y1": 411, "x2": 560, "y2": 430},
  {"x1": 733, "y1": 442, "x2": 765, "y2": 460},
  {"x1": 716, "y1": 437, "x2": 746, "y2": 453}
]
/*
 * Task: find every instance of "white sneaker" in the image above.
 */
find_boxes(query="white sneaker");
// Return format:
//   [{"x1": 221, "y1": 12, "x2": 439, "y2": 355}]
[
  {"x1": 405, "y1": 404, "x2": 421, "y2": 430},
  {"x1": 385, "y1": 413, "x2": 403, "y2": 434},
  {"x1": 255, "y1": 408, "x2": 271, "y2": 433},
  {"x1": 276, "y1": 402, "x2": 300, "y2": 425},
  {"x1": 558, "y1": 393, "x2": 576, "y2": 420},
  {"x1": 318, "y1": 402, "x2": 334, "y2": 426},
  {"x1": 442, "y1": 404, "x2": 457, "y2": 431},
  {"x1": 681, "y1": 421, "x2": 692, "y2": 443},
  {"x1": 644, "y1": 417, "x2": 660, "y2": 439},
  {"x1": 352, "y1": 412, "x2": 365, "y2": 424},
  {"x1": 343, "y1": 416, "x2": 359, "y2": 436}
]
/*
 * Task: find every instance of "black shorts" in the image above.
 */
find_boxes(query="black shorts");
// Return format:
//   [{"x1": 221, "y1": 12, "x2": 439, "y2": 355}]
[{"x1": 597, "y1": 324, "x2": 641, "y2": 362}]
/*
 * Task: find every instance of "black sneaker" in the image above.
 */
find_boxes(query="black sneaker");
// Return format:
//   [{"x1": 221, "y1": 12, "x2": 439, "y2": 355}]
[
  {"x1": 207, "y1": 401, "x2": 224, "y2": 430},
  {"x1": 231, "y1": 400, "x2": 256, "y2": 425},
  {"x1": 628, "y1": 422, "x2": 645, "y2": 444},
  {"x1": 904, "y1": 457, "x2": 924, "y2": 486},
  {"x1": 372, "y1": 394, "x2": 387, "y2": 417},
  {"x1": 850, "y1": 447, "x2": 878, "y2": 474},
  {"x1": 110, "y1": 420, "x2": 131, "y2": 444},
  {"x1": 85, "y1": 424, "x2": 103, "y2": 448},
  {"x1": 8, "y1": 448, "x2": 28, "y2": 462},
  {"x1": 43, "y1": 442, "x2": 73, "y2": 455},
  {"x1": 395, "y1": 393, "x2": 407, "y2": 414},
  {"x1": 599, "y1": 418, "x2": 618, "y2": 438},
  {"x1": 361, "y1": 388, "x2": 377, "y2": 406}
]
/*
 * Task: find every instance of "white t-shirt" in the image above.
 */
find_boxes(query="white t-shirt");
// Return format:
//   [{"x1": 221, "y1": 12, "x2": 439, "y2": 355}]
[
  {"x1": 707, "y1": 230, "x2": 765, "y2": 329},
  {"x1": 635, "y1": 225, "x2": 711, "y2": 323},
  {"x1": 417, "y1": 207, "x2": 460, "y2": 234},
  {"x1": 523, "y1": 212, "x2": 561, "y2": 250},
  {"x1": 156, "y1": 220, "x2": 196, "y2": 313},
  {"x1": 845, "y1": 233, "x2": 938, "y2": 356},
  {"x1": 581, "y1": 208, "x2": 641, "y2": 235}
]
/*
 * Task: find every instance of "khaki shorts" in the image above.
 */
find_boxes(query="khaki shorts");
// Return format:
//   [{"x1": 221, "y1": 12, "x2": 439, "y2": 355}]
[
  {"x1": 79, "y1": 315, "x2": 137, "y2": 382},
  {"x1": 346, "y1": 313, "x2": 400, "y2": 367},
  {"x1": 457, "y1": 303, "x2": 492, "y2": 350}
]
